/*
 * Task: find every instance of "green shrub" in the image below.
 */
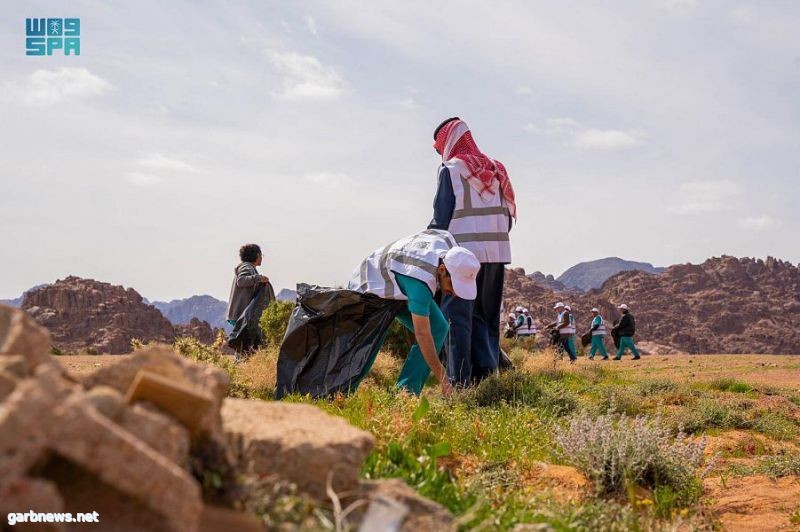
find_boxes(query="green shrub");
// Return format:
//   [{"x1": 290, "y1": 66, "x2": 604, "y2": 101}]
[
  {"x1": 462, "y1": 370, "x2": 543, "y2": 407},
  {"x1": 709, "y1": 377, "x2": 752, "y2": 394},
  {"x1": 259, "y1": 300, "x2": 295, "y2": 346},
  {"x1": 676, "y1": 397, "x2": 749, "y2": 434},
  {"x1": 636, "y1": 378, "x2": 678, "y2": 397},
  {"x1": 756, "y1": 454, "x2": 800, "y2": 478}
]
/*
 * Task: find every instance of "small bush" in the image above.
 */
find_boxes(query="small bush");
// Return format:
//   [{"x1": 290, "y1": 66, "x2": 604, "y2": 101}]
[
  {"x1": 709, "y1": 377, "x2": 752, "y2": 394},
  {"x1": 259, "y1": 300, "x2": 295, "y2": 346},
  {"x1": 539, "y1": 382, "x2": 579, "y2": 416},
  {"x1": 636, "y1": 378, "x2": 678, "y2": 397},
  {"x1": 676, "y1": 397, "x2": 749, "y2": 434},
  {"x1": 756, "y1": 454, "x2": 800, "y2": 478},
  {"x1": 554, "y1": 411, "x2": 707, "y2": 500},
  {"x1": 462, "y1": 371, "x2": 543, "y2": 407}
]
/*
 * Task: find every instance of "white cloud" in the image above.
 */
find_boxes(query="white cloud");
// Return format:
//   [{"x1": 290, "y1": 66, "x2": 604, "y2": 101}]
[
  {"x1": 304, "y1": 172, "x2": 350, "y2": 188},
  {"x1": 515, "y1": 86, "x2": 536, "y2": 96},
  {"x1": 124, "y1": 172, "x2": 162, "y2": 187},
  {"x1": 739, "y1": 215, "x2": 778, "y2": 230},
  {"x1": 305, "y1": 16, "x2": 319, "y2": 37},
  {"x1": 139, "y1": 153, "x2": 196, "y2": 172},
  {"x1": 573, "y1": 129, "x2": 646, "y2": 150},
  {"x1": 668, "y1": 180, "x2": 743, "y2": 215},
  {"x1": 268, "y1": 51, "x2": 349, "y2": 101},
  {"x1": 20, "y1": 67, "x2": 113, "y2": 106},
  {"x1": 525, "y1": 117, "x2": 645, "y2": 150}
]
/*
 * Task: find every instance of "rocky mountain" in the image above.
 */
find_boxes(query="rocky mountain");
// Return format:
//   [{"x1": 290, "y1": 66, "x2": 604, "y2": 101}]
[
  {"x1": 1, "y1": 284, "x2": 49, "y2": 308},
  {"x1": 557, "y1": 257, "x2": 665, "y2": 291},
  {"x1": 504, "y1": 256, "x2": 800, "y2": 354},
  {"x1": 526, "y1": 271, "x2": 569, "y2": 292},
  {"x1": 20, "y1": 277, "x2": 214, "y2": 354},
  {"x1": 151, "y1": 295, "x2": 228, "y2": 330},
  {"x1": 277, "y1": 288, "x2": 297, "y2": 302}
]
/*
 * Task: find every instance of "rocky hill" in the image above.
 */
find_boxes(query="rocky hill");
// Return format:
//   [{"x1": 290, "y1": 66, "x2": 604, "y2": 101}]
[
  {"x1": 152, "y1": 295, "x2": 228, "y2": 330},
  {"x1": 277, "y1": 288, "x2": 297, "y2": 302},
  {"x1": 598, "y1": 256, "x2": 800, "y2": 354},
  {"x1": 20, "y1": 277, "x2": 213, "y2": 354},
  {"x1": 1, "y1": 284, "x2": 49, "y2": 308},
  {"x1": 557, "y1": 257, "x2": 665, "y2": 291},
  {"x1": 504, "y1": 256, "x2": 800, "y2": 354}
]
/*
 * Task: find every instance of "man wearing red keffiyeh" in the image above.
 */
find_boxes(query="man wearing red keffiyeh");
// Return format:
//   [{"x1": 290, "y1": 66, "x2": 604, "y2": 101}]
[{"x1": 428, "y1": 117, "x2": 516, "y2": 386}]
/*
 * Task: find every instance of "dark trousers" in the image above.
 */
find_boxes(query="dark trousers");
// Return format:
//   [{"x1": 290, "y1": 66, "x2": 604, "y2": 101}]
[{"x1": 441, "y1": 263, "x2": 504, "y2": 386}]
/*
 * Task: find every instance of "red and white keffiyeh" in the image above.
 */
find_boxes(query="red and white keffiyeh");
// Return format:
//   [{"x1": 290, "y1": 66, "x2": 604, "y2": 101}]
[{"x1": 434, "y1": 119, "x2": 517, "y2": 219}]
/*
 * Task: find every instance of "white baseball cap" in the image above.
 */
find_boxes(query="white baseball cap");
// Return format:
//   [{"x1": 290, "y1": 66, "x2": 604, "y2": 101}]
[
  {"x1": 515, "y1": 306, "x2": 524, "y2": 312},
  {"x1": 554, "y1": 302, "x2": 565, "y2": 309},
  {"x1": 618, "y1": 303, "x2": 629, "y2": 310},
  {"x1": 591, "y1": 307, "x2": 599, "y2": 312},
  {"x1": 523, "y1": 308, "x2": 529, "y2": 313},
  {"x1": 508, "y1": 312, "x2": 516, "y2": 318},
  {"x1": 565, "y1": 305, "x2": 572, "y2": 311},
  {"x1": 443, "y1": 247, "x2": 480, "y2": 300}
]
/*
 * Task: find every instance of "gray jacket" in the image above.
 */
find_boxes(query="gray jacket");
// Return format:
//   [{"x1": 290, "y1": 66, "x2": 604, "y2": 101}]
[{"x1": 226, "y1": 262, "x2": 274, "y2": 320}]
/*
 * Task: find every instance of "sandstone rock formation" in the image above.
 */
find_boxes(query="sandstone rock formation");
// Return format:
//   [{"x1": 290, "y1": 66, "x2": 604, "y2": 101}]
[
  {"x1": 22, "y1": 277, "x2": 175, "y2": 354},
  {"x1": 152, "y1": 295, "x2": 229, "y2": 331},
  {"x1": 174, "y1": 317, "x2": 217, "y2": 345},
  {"x1": 504, "y1": 256, "x2": 800, "y2": 354},
  {"x1": 21, "y1": 277, "x2": 217, "y2": 354},
  {"x1": 599, "y1": 256, "x2": 800, "y2": 354}
]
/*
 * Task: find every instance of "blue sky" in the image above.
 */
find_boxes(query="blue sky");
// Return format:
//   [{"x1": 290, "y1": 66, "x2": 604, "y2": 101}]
[{"x1": 1, "y1": 1, "x2": 799, "y2": 301}]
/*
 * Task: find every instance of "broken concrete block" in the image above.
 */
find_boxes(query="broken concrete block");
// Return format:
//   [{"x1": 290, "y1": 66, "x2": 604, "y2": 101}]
[
  {"x1": 0, "y1": 305, "x2": 56, "y2": 372},
  {"x1": 119, "y1": 402, "x2": 191, "y2": 466},
  {"x1": 81, "y1": 345, "x2": 228, "y2": 438},
  {"x1": 85, "y1": 385, "x2": 126, "y2": 420},
  {"x1": 0, "y1": 477, "x2": 66, "y2": 532},
  {"x1": 0, "y1": 354, "x2": 29, "y2": 378},
  {"x1": 222, "y1": 398, "x2": 375, "y2": 500},
  {"x1": 356, "y1": 479, "x2": 454, "y2": 531},
  {"x1": 0, "y1": 370, "x2": 17, "y2": 402},
  {"x1": 125, "y1": 369, "x2": 214, "y2": 436},
  {"x1": 48, "y1": 394, "x2": 202, "y2": 531}
]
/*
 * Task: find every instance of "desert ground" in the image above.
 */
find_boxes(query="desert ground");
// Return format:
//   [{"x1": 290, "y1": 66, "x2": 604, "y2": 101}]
[{"x1": 59, "y1": 347, "x2": 800, "y2": 531}]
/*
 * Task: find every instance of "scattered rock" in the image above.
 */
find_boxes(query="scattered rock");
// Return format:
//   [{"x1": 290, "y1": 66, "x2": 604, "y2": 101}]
[
  {"x1": 0, "y1": 304, "x2": 56, "y2": 371},
  {"x1": 355, "y1": 479, "x2": 454, "y2": 531},
  {"x1": 221, "y1": 398, "x2": 375, "y2": 500}
]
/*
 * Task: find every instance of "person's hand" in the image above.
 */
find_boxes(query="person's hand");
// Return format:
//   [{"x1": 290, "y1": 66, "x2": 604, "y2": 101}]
[
  {"x1": 259, "y1": 275, "x2": 269, "y2": 284},
  {"x1": 440, "y1": 379, "x2": 454, "y2": 398}
]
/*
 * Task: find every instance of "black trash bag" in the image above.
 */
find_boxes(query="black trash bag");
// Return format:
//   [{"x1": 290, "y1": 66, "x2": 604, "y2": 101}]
[
  {"x1": 498, "y1": 348, "x2": 514, "y2": 371},
  {"x1": 548, "y1": 329, "x2": 561, "y2": 346},
  {"x1": 580, "y1": 332, "x2": 592, "y2": 348},
  {"x1": 275, "y1": 284, "x2": 404, "y2": 399},
  {"x1": 227, "y1": 283, "x2": 271, "y2": 354},
  {"x1": 611, "y1": 327, "x2": 621, "y2": 349}
]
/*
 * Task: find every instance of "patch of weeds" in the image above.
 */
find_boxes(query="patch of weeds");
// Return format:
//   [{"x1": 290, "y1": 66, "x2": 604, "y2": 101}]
[
  {"x1": 599, "y1": 386, "x2": 644, "y2": 416},
  {"x1": 709, "y1": 377, "x2": 752, "y2": 394},
  {"x1": 554, "y1": 411, "x2": 708, "y2": 505},
  {"x1": 636, "y1": 378, "x2": 678, "y2": 397},
  {"x1": 675, "y1": 397, "x2": 749, "y2": 434},
  {"x1": 462, "y1": 370, "x2": 543, "y2": 407},
  {"x1": 539, "y1": 382, "x2": 579, "y2": 416},
  {"x1": 755, "y1": 454, "x2": 800, "y2": 478},
  {"x1": 750, "y1": 411, "x2": 799, "y2": 441}
]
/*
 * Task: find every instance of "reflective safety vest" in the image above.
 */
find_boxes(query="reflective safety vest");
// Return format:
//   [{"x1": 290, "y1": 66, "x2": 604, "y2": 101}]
[
  {"x1": 347, "y1": 229, "x2": 455, "y2": 300},
  {"x1": 518, "y1": 315, "x2": 536, "y2": 335},
  {"x1": 445, "y1": 160, "x2": 511, "y2": 264},
  {"x1": 591, "y1": 315, "x2": 607, "y2": 336},
  {"x1": 557, "y1": 311, "x2": 576, "y2": 335}
]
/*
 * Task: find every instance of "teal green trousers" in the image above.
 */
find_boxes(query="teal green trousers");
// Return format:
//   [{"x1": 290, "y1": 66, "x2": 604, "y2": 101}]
[
  {"x1": 589, "y1": 335, "x2": 608, "y2": 358},
  {"x1": 395, "y1": 306, "x2": 450, "y2": 395},
  {"x1": 615, "y1": 336, "x2": 640, "y2": 358}
]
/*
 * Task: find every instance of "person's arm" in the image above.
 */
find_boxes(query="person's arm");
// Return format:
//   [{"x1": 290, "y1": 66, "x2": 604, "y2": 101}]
[
  {"x1": 515, "y1": 315, "x2": 525, "y2": 330},
  {"x1": 410, "y1": 313, "x2": 452, "y2": 396},
  {"x1": 427, "y1": 166, "x2": 455, "y2": 230}
]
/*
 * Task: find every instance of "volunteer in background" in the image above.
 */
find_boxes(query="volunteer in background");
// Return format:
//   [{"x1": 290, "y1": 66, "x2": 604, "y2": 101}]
[
  {"x1": 588, "y1": 307, "x2": 609, "y2": 360},
  {"x1": 612, "y1": 304, "x2": 641, "y2": 360}
]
